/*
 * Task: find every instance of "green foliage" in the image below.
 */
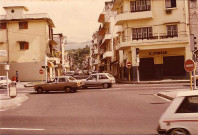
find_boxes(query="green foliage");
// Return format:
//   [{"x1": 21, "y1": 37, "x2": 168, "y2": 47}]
[{"x1": 68, "y1": 46, "x2": 90, "y2": 69}]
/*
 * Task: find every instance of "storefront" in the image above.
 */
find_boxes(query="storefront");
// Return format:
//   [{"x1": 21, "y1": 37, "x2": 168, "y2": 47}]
[{"x1": 139, "y1": 47, "x2": 186, "y2": 81}]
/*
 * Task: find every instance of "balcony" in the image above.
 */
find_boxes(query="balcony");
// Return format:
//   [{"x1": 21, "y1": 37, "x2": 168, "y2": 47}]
[
  {"x1": 0, "y1": 31, "x2": 6, "y2": 43},
  {"x1": 92, "y1": 59, "x2": 99, "y2": 65},
  {"x1": 115, "y1": 11, "x2": 153, "y2": 25},
  {"x1": 116, "y1": 32, "x2": 189, "y2": 50},
  {"x1": 101, "y1": 34, "x2": 111, "y2": 46},
  {"x1": 94, "y1": 49, "x2": 99, "y2": 55},
  {"x1": 103, "y1": 51, "x2": 113, "y2": 59},
  {"x1": 93, "y1": 39, "x2": 97, "y2": 44}
]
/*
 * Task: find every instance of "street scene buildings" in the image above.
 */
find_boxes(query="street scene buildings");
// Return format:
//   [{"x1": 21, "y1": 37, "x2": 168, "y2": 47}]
[
  {"x1": 0, "y1": 1, "x2": 198, "y2": 135},
  {"x1": 90, "y1": 0, "x2": 198, "y2": 82},
  {"x1": 0, "y1": 6, "x2": 70, "y2": 81}
]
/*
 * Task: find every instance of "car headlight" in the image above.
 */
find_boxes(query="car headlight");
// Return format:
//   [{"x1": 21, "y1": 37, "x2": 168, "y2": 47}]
[{"x1": 77, "y1": 82, "x2": 81, "y2": 86}]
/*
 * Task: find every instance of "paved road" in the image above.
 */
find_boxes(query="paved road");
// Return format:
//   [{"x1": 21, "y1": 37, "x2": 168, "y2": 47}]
[{"x1": 0, "y1": 83, "x2": 189, "y2": 135}]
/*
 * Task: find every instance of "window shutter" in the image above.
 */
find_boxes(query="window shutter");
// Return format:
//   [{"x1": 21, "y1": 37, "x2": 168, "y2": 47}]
[
  {"x1": 146, "y1": 0, "x2": 151, "y2": 10},
  {"x1": 136, "y1": 0, "x2": 141, "y2": 11},
  {"x1": 0, "y1": 23, "x2": 7, "y2": 29},
  {"x1": 171, "y1": 0, "x2": 176, "y2": 8},
  {"x1": 130, "y1": 1, "x2": 136, "y2": 12},
  {"x1": 148, "y1": 27, "x2": 153, "y2": 38},
  {"x1": 141, "y1": 0, "x2": 146, "y2": 11},
  {"x1": 173, "y1": 25, "x2": 178, "y2": 36},
  {"x1": 24, "y1": 22, "x2": 28, "y2": 29},
  {"x1": 132, "y1": 28, "x2": 137, "y2": 40},
  {"x1": 167, "y1": 25, "x2": 172, "y2": 36},
  {"x1": 165, "y1": 0, "x2": 171, "y2": 8},
  {"x1": 24, "y1": 42, "x2": 29, "y2": 50}
]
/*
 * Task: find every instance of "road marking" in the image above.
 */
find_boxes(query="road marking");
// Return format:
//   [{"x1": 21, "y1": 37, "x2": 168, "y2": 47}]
[{"x1": 0, "y1": 128, "x2": 45, "y2": 131}]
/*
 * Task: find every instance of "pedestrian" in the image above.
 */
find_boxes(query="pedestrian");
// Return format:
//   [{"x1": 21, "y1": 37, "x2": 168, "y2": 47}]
[{"x1": 16, "y1": 71, "x2": 19, "y2": 82}]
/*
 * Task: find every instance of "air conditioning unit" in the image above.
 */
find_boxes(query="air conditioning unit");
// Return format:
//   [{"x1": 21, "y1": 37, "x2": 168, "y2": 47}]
[{"x1": 166, "y1": 9, "x2": 172, "y2": 14}]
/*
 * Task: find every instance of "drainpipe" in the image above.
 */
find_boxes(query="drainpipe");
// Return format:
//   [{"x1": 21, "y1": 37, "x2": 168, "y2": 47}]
[{"x1": 6, "y1": 23, "x2": 10, "y2": 96}]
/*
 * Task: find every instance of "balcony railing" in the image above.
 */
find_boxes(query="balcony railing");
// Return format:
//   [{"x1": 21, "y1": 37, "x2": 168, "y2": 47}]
[
  {"x1": 116, "y1": 31, "x2": 189, "y2": 50},
  {"x1": 120, "y1": 32, "x2": 187, "y2": 42},
  {"x1": 115, "y1": 10, "x2": 153, "y2": 25}
]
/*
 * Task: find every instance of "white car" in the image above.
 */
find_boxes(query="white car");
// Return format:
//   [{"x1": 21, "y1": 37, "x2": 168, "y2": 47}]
[
  {"x1": 82, "y1": 73, "x2": 115, "y2": 89},
  {"x1": 157, "y1": 91, "x2": 198, "y2": 135},
  {"x1": 0, "y1": 76, "x2": 12, "y2": 88}
]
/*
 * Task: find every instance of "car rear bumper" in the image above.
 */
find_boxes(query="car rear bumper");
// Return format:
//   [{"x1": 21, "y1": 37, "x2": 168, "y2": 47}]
[{"x1": 157, "y1": 125, "x2": 167, "y2": 134}]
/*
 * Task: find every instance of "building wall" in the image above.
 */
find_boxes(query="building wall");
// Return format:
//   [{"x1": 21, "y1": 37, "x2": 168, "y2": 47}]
[
  {"x1": 114, "y1": 0, "x2": 191, "y2": 81},
  {"x1": 0, "y1": 20, "x2": 49, "y2": 81}
]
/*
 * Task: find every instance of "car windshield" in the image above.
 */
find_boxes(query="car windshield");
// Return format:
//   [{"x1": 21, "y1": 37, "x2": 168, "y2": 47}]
[
  {"x1": 107, "y1": 73, "x2": 114, "y2": 78},
  {"x1": 0, "y1": 76, "x2": 7, "y2": 80},
  {"x1": 67, "y1": 76, "x2": 76, "y2": 81}
]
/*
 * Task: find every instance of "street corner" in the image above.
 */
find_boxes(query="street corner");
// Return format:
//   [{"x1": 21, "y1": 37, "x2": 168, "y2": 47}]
[
  {"x1": 0, "y1": 94, "x2": 29, "y2": 111},
  {"x1": 156, "y1": 89, "x2": 190, "y2": 101},
  {"x1": 156, "y1": 92, "x2": 174, "y2": 101}
]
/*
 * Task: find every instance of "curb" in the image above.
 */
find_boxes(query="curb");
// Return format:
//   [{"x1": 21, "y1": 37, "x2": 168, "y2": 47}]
[
  {"x1": 157, "y1": 92, "x2": 174, "y2": 101},
  {"x1": 0, "y1": 94, "x2": 29, "y2": 111},
  {"x1": 116, "y1": 80, "x2": 189, "y2": 84}
]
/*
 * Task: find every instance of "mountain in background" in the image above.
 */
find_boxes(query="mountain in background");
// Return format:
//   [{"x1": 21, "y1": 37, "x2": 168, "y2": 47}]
[{"x1": 65, "y1": 41, "x2": 92, "y2": 50}]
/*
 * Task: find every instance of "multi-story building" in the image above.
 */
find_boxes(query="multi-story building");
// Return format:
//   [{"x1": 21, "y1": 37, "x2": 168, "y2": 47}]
[
  {"x1": 0, "y1": 6, "x2": 58, "y2": 81},
  {"x1": 112, "y1": 0, "x2": 191, "y2": 81},
  {"x1": 90, "y1": 31, "x2": 100, "y2": 72},
  {"x1": 97, "y1": 1, "x2": 118, "y2": 75},
  {"x1": 53, "y1": 33, "x2": 69, "y2": 75}
]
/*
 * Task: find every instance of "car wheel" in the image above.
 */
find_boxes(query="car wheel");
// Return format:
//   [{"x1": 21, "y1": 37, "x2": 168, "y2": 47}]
[
  {"x1": 36, "y1": 87, "x2": 43, "y2": 94},
  {"x1": 103, "y1": 83, "x2": 108, "y2": 89},
  {"x1": 169, "y1": 128, "x2": 189, "y2": 135},
  {"x1": 65, "y1": 87, "x2": 71, "y2": 93},
  {"x1": 108, "y1": 84, "x2": 112, "y2": 88},
  {"x1": 82, "y1": 85, "x2": 87, "y2": 89}
]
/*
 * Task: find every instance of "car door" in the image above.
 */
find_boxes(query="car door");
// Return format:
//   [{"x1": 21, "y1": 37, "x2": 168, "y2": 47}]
[
  {"x1": 56, "y1": 77, "x2": 67, "y2": 90},
  {"x1": 43, "y1": 78, "x2": 57, "y2": 91},
  {"x1": 85, "y1": 75, "x2": 98, "y2": 87},
  {"x1": 172, "y1": 96, "x2": 198, "y2": 134},
  {"x1": 98, "y1": 74, "x2": 109, "y2": 86}
]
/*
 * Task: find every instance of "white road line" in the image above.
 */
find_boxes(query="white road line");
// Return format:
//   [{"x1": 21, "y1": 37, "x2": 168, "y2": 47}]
[{"x1": 0, "y1": 128, "x2": 45, "y2": 131}]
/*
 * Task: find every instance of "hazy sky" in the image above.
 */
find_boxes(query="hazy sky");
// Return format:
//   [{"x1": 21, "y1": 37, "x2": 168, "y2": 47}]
[{"x1": 0, "y1": 0, "x2": 107, "y2": 43}]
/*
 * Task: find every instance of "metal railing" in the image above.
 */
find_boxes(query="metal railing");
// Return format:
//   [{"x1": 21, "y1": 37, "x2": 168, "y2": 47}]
[{"x1": 119, "y1": 31, "x2": 188, "y2": 43}]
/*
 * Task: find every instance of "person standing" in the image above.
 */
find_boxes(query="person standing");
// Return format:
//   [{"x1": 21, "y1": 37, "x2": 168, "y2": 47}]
[{"x1": 16, "y1": 71, "x2": 19, "y2": 82}]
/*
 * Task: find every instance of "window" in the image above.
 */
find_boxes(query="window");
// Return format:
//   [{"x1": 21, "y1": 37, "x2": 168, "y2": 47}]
[
  {"x1": 0, "y1": 23, "x2": 7, "y2": 29},
  {"x1": 19, "y1": 42, "x2": 29, "y2": 50},
  {"x1": 99, "y1": 75, "x2": 108, "y2": 80},
  {"x1": 167, "y1": 25, "x2": 178, "y2": 37},
  {"x1": 59, "y1": 78, "x2": 66, "y2": 82},
  {"x1": 176, "y1": 96, "x2": 198, "y2": 113},
  {"x1": 130, "y1": 0, "x2": 151, "y2": 12},
  {"x1": 87, "y1": 75, "x2": 97, "y2": 80},
  {"x1": 132, "y1": 27, "x2": 152, "y2": 40},
  {"x1": 19, "y1": 22, "x2": 28, "y2": 29},
  {"x1": 165, "y1": 0, "x2": 176, "y2": 8}
]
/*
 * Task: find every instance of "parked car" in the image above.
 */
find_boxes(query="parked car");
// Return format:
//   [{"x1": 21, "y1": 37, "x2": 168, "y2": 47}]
[
  {"x1": 157, "y1": 91, "x2": 198, "y2": 135},
  {"x1": 82, "y1": 73, "x2": 115, "y2": 89},
  {"x1": 66, "y1": 71, "x2": 75, "y2": 76},
  {"x1": 34, "y1": 76, "x2": 84, "y2": 94},
  {"x1": 0, "y1": 76, "x2": 12, "y2": 88}
]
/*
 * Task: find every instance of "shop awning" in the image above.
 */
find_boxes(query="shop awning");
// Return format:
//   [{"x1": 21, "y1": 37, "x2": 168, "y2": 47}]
[
  {"x1": 49, "y1": 40, "x2": 58, "y2": 45},
  {"x1": 48, "y1": 61, "x2": 55, "y2": 68}
]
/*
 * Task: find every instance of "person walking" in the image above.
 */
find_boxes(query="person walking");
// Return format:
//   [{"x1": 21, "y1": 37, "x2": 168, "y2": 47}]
[{"x1": 16, "y1": 71, "x2": 19, "y2": 82}]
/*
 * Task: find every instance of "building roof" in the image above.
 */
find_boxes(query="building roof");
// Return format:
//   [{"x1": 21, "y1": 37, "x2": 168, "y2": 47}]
[
  {"x1": 0, "y1": 13, "x2": 55, "y2": 28},
  {"x1": 3, "y1": 6, "x2": 29, "y2": 11}
]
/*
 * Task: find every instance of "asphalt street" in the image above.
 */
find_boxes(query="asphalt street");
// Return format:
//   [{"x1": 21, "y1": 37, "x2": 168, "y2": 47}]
[{"x1": 0, "y1": 83, "x2": 189, "y2": 135}]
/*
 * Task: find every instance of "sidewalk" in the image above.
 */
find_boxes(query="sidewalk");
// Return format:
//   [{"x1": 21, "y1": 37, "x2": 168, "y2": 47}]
[
  {"x1": 157, "y1": 89, "x2": 191, "y2": 101},
  {"x1": 0, "y1": 82, "x2": 30, "y2": 111},
  {"x1": 116, "y1": 79, "x2": 190, "y2": 84}
]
